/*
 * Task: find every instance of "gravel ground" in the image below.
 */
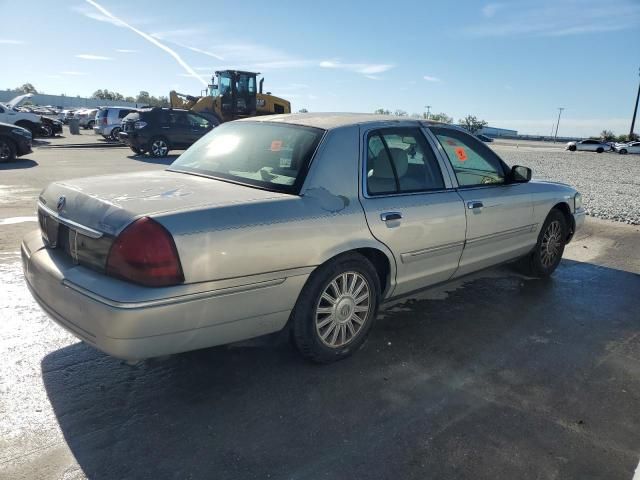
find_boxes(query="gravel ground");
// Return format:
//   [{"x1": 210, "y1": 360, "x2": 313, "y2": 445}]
[{"x1": 495, "y1": 146, "x2": 640, "y2": 225}]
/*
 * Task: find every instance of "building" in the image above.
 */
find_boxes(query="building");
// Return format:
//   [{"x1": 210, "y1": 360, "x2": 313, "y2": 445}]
[
  {"x1": 478, "y1": 126, "x2": 518, "y2": 138},
  {"x1": 0, "y1": 90, "x2": 139, "y2": 109}
]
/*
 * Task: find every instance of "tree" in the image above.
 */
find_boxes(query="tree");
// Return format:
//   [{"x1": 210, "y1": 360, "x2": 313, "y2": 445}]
[
  {"x1": 430, "y1": 112, "x2": 453, "y2": 124},
  {"x1": 136, "y1": 91, "x2": 151, "y2": 104},
  {"x1": 374, "y1": 108, "x2": 391, "y2": 115},
  {"x1": 15, "y1": 83, "x2": 38, "y2": 94},
  {"x1": 458, "y1": 115, "x2": 488, "y2": 134},
  {"x1": 600, "y1": 130, "x2": 615, "y2": 141},
  {"x1": 124, "y1": 96, "x2": 135, "y2": 103},
  {"x1": 298, "y1": 108, "x2": 309, "y2": 113}
]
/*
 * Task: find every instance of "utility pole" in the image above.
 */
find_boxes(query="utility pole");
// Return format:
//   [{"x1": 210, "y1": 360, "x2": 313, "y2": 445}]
[
  {"x1": 554, "y1": 107, "x2": 564, "y2": 142},
  {"x1": 630, "y1": 67, "x2": 640, "y2": 139},
  {"x1": 424, "y1": 105, "x2": 431, "y2": 120}
]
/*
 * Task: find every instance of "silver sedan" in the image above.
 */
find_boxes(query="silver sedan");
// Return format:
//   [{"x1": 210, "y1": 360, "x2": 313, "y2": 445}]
[{"x1": 22, "y1": 114, "x2": 585, "y2": 363}]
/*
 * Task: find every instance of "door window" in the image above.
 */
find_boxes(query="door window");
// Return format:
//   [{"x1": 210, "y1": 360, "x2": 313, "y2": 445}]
[
  {"x1": 366, "y1": 128, "x2": 444, "y2": 195},
  {"x1": 187, "y1": 113, "x2": 209, "y2": 129},
  {"x1": 430, "y1": 127, "x2": 506, "y2": 187}
]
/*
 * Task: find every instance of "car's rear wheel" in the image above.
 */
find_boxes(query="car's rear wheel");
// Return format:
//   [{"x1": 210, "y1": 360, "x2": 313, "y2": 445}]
[
  {"x1": 520, "y1": 209, "x2": 567, "y2": 278},
  {"x1": 291, "y1": 253, "x2": 380, "y2": 363},
  {"x1": 87, "y1": 120, "x2": 95, "y2": 129},
  {"x1": 149, "y1": 137, "x2": 169, "y2": 157},
  {"x1": 0, "y1": 138, "x2": 16, "y2": 162},
  {"x1": 110, "y1": 127, "x2": 121, "y2": 141},
  {"x1": 619, "y1": 148, "x2": 628, "y2": 154},
  {"x1": 568, "y1": 145, "x2": 576, "y2": 151},
  {"x1": 596, "y1": 147, "x2": 604, "y2": 153}
]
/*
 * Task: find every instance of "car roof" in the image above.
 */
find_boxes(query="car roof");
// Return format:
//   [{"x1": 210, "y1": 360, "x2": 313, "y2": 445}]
[{"x1": 238, "y1": 112, "x2": 451, "y2": 130}]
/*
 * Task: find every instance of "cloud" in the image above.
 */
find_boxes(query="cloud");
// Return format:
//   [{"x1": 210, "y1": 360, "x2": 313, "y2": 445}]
[
  {"x1": 482, "y1": 3, "x2": 504, "y2": 18},
  {"x1": 76, "y1": 54, "x2": 113, "y2": 60},
  {"x1": 0, "y1": 39, "x2": 25, "y2": 45},
  {"x1": 84, "y1": 0, "x2": 207, "y2": 87},
  {"x1": 423, "y1": 75, "x2": 441, "y2": 82},
  {"x1": 115, "y1": 49, "x2": 138, "y2": 53},
  {"x1": 319, "y1": 60, "x2": 394, "y2": 75},
  {"x1": 183, "y1": 45, "x2": 224, "y2": 60},
  {"x1": 468, "y1": 0, "x2": 640, "y2": 37},
  {"x1": 71, "y1": 4, "x2": 125, "y2": 26},
  {"x1": 150, "y1": 28, "x2": 207, "y2": 40},
  {"x1": 60, "y1": 71, "x2": 89, "y2": 76}
]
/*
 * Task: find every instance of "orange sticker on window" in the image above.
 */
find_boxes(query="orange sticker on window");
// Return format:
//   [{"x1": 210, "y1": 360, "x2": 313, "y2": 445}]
[
  {"x1": 270, "y1": 140, "x2": 282, "y2": 152},
  {"x1": 454, "y1": 147, "x2": 468, "y2": 161}
]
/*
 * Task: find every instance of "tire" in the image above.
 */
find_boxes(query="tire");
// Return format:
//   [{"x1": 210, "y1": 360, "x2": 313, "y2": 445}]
[
  {"x1": 87, "y1": 120, "x2": 95, "y2": 129},
  {"x1": 519, "y1": 209, "x2": 567, "y2": 278},
  {"x1": 130, "y1": 146, "x2": 143, "y2": 155},
  {"x1": 568, "y1": 145, "x2": 576, "y2": 151},
  {"x1": 0, "y1": 138, "x2": 16, "y2": 162},
  {"x1": 110, "y1": 127, "x2": 121, "y2": 141},
  {"x1": 291, "y1": 253, "x2": 380, "y2": 363},
  {"x1": 40, "y1": 124, "x2": 53, "y2": 137},
  {"x1": 619, "y1": 149, "x2": 627, "y2": 155},
  {"x1": 149, "y1": 137, "x2": 170, "y2": 157},
  {"x1": 596, "y1": 147, "x2": 604, "y2": 153}
]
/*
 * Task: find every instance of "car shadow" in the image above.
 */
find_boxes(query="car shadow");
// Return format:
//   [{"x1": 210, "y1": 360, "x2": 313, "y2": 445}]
[
  {"x1": 0, "y1": 158, "x2": 38, "y2": 170},
  {"x1": 41, "y1": 260, "x2": 640, "y2": 479},
  {"x1": 127, "y1": 154, "x2": 180, "y2": 165}
]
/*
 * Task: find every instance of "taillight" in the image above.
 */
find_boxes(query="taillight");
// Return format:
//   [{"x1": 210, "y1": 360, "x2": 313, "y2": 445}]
[
  {"x1": 106, "y1": 217, "x2": 184, "y2": 287},
  {"x1": 102, "y1": 117, "x2": 108, "y2": 125}
]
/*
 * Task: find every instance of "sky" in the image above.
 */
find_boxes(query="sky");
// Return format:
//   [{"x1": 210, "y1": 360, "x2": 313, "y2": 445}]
[{"x1": 1, "y1": 0, "x2": 639, "y2": 137}]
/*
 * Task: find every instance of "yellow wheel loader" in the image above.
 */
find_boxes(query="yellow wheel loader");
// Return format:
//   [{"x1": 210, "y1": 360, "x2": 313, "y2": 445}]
[{"x1": 169, "y1": 70, "x2": 291, "y2": 126}]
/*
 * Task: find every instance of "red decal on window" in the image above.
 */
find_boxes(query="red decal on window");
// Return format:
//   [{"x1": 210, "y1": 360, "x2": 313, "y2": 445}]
[
  {"x1": 270, "y1": 140, "x2": 283, "y2": 152},
  {"x1": 454, "y1": 147, "x2": 468, "y2": 161}
]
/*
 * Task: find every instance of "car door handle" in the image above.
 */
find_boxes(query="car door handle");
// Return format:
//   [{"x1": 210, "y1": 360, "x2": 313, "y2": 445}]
[
  {"x1": 380, "y1": 212, "x2": 402, "y2": 222},
  {"x1": 467, "y1": 201, "x2": 483, "y2": 209}
]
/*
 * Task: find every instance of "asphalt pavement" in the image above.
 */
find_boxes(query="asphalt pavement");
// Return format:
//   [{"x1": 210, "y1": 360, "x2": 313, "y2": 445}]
[{"x1": 1, "y1": 131, "x2": 639, "y2": 480}]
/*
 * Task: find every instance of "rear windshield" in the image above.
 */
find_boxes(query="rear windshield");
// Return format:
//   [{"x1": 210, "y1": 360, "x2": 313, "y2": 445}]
[
  {"x1": 97, "y1": 109, "x2": 108, "y2": 118},
  {"x1": 169, "y1": 122, "x2": 324, "y2": 194}
]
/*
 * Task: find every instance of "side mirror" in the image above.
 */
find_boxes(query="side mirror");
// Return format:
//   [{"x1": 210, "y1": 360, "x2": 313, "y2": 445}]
[{"x1": 511, "y1": 165, "x2": 532, "y2": 183}]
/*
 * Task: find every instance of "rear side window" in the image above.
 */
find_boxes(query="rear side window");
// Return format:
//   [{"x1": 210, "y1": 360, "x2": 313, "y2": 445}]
[
  {"x1": 366, "y1": 127, "x2": 444, "y2": 195},
  {"x1": 118, "y1": 109, "x2": 132, "y2": 119},
  {"x1": 430, "y1": 127, "x2": 506, "y2": 187}
]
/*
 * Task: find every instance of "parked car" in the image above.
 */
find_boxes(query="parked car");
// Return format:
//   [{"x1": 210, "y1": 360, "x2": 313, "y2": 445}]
[
  {"x1": 613, "y1": 141, "x2": 640, "y2": 154},
  {"x1": 119, "y1": 107, "x2": 214, "y2": 157},
  {"x1": 0, "y1": 94, "x2": 45, "y2": 136},
  {"x1": 39, "y1": 116, "x2": 63, "y2": 137},
  {"x1": 565, "y1": 139, "x2": 611, "y2": 152},
  {"x1": 75, "y1": 108, "x2": 98, "y2": 129},
  {"x1": 476, "y1": 134, "x2": 494, "y2": 143},
  {"x1": 93, "y1": 106, "x2": 136, "y2": 140},
  {"x1": 22, "y1": 114, "x2": 585, "y2": 363},
  {"x1": 0, "y1": 122, "x2": 32, "y2": 162},
  {"x1": 58, "y1": 109, "x2": 77, "y2": 124}
]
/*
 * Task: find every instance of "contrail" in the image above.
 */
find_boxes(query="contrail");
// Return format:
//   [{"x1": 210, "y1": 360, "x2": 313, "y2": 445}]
[{"x1": 85, "y1": 0, "x2": 207, "y2": 87}]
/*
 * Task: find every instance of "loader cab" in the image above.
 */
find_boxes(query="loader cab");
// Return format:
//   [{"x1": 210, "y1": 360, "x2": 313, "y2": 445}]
[{"x1": 210, "y1": 70, "x2": 258, "y2": 120}]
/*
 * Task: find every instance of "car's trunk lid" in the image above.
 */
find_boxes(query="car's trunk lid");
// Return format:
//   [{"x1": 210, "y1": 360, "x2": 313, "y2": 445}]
[{"x1": 39, "y1": 170, "x2": 289, "y2": 237}]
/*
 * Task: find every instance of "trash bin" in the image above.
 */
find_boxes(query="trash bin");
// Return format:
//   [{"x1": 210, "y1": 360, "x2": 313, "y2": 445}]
[{"x1": 69, "y1": 118, "x2": 80, "y2": 135}]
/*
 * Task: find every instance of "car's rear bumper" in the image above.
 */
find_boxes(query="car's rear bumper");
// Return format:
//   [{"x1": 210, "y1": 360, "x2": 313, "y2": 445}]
[{"x1": 22, "y1": 230, "x2": 307, "y2": 360}]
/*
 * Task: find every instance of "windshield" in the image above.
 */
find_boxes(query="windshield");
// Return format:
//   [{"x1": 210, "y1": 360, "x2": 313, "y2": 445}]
[{"x1": 169, "y1": 121, "x2": 324, "y2": 194}]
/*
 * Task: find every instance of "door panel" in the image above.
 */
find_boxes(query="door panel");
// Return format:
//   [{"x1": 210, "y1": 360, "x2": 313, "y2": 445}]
[
  {"x1": 361, "y1": 193, "x2": 466, "y2": 296},
  {"x1": 455, "y1": 185, "x2": 535, "y2": 276}
]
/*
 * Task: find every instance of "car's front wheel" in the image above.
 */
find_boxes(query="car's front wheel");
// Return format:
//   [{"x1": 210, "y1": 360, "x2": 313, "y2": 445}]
[
  {"x1": 130, "y1": 146, "x2": 144, "y2": 155},
  {"x1": 520, "y1": 209, "x2": 567, "y2": 278},
  {"x1": 149, "y1": 137, "x2": 170, "y2": 157},
  {"x1": 619, "y1": 148, "x2": 628, "y2": 154},
  {"x1": 596, "y1": 147, "x2": 604, "y2": 153},
  {"x1": 0, "y1": 138, "x2": 16, "y2": 162},
  {"x1": 568, "y1": 145, "x2": 576, "y2": 151},
  {"x1": 110, "y1": 127, "x2": 121, "y2": 141},
  {"x1": 291, "y1": 253, "x2": 380, "y2": 363}
]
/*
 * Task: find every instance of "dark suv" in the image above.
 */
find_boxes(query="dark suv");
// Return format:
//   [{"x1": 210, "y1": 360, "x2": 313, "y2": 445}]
[
  {"x1": 120, "y1": 108, "x2": 213, "y2": 157},
  {"x1": 0, "y1": 122, "x2": 32, "y2": 162}
]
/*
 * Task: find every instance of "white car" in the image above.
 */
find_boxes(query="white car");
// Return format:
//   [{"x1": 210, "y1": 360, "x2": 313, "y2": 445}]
[
  {"x1": 613, "y1": 141, "x2": 640, "y2": 154},
  {"x1": 74, "y1": 108, "x2": 98, "y2": 129},
  {"x1": 0, "y1": 94, "x2": 44, "y2": 136},
  {"x1": 565, "y1": 139, "x2": 611, "y2": 153}
]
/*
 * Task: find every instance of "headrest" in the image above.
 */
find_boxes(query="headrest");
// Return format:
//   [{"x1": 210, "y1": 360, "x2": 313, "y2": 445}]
[{"x1": 373, "y1": 147, "x2": 408, "y2": 179}]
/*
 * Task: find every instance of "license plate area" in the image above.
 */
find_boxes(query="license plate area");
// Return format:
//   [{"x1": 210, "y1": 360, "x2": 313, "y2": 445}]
[{"x1": 38, "y1": 210, "x2": 60, "y2": 248}]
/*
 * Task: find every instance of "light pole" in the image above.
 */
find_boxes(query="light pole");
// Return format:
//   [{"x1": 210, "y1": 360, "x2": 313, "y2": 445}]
[
  {"x1": 424, "y1": 105, "x2": 431, "y2": 120},
  {"x1": 629, "y1": 67, "x2": 640, "y2": 139},
  {"x1": 554, "y1": 107, "x2": 564, "y2": 142}
]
